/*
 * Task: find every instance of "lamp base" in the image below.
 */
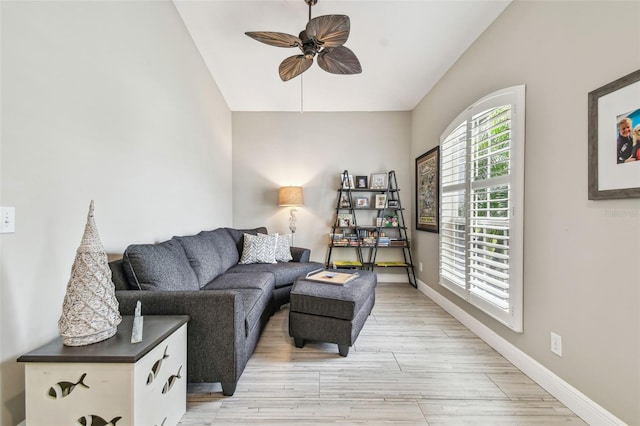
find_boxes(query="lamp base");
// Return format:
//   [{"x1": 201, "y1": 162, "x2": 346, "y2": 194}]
[{"x1": 287, "y1": 207, "x2": 299, "y2": 246}]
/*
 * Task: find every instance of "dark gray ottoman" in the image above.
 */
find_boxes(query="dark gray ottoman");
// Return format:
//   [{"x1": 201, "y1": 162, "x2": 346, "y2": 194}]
[{"x1": 288, "y1": 270, "x2": 376, "y2": 356}]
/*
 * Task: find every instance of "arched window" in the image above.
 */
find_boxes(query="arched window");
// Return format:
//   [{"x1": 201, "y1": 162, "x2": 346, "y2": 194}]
[{"x1": 439, "y1": 85, "x2": 525, "y2": 332}]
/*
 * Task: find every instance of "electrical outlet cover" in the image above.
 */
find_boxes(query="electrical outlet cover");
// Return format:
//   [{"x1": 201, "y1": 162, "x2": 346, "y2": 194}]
[{"x1": 551, "y1": 332, "x2": 562, "y2": 356}]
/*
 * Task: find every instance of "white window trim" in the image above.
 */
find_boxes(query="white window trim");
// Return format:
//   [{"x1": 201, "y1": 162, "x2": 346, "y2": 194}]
[{"x1": 439, "y1": 85, "x2": 525, "y2": 332}]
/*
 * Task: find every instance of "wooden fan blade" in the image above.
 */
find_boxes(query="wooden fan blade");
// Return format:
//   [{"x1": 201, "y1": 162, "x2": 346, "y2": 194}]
[
  {"x1": 318, "y1": 46, "x2": 362, "y2": 75},
  {"x1": 306, "y1": 15, "x2": 350, "y2": 47},
  {"x1": 245, "y1": 32, "x2": 301, "y2": 48},
  {"x1": 279, "y1": 55, "x2": 313, "y2": 81}
]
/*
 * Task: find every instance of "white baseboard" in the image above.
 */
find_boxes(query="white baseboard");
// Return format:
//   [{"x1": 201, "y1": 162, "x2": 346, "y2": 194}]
[{"x1": 417, "y1": 279, "x2": 625, "y2": 426}]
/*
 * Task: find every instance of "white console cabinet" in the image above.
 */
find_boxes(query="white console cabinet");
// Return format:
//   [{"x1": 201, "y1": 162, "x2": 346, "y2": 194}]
[{"x1": 18, "y1": 315, "x2": 189, "y2": 426}]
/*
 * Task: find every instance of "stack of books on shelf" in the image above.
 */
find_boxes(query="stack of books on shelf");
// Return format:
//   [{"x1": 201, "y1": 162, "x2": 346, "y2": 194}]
[
  {"x1": 389, "y1": 239, "x2": 408, "y2": 247},
  {"x1": 362, "y1": 237, "x2": 377, "y2": 247},
  {"x1": 329, "y1": 233, "x2": 361, "y2": 246},
  {"x1": 329, "y1": 233, "x2": 347, "y2": 246},
  {"x1": 377, "y1": 237, "x2": 391, "y2": 247},
  {"x1": 356, "y1": 229, "x2": 370, "y2": 239}
]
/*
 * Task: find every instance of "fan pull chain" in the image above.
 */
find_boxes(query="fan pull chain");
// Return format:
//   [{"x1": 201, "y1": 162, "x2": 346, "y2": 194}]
[{"x1": 300, "y1": 75, "x2": 304, "y2": 114}]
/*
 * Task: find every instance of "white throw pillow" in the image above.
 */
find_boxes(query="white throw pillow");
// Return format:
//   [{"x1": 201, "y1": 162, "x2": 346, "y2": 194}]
[
  {"x1": 239, "y1": 233, "x2": 278, "y2": 264},
  {"x1": 275, "y1": 235, "x2": 293, "y2": 262}
]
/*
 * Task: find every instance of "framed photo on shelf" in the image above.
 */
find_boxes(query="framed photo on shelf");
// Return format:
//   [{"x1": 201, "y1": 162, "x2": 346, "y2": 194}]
[
  {"x1": 374, "y1": 194, "x2": 387, "y2": 209},
  {"x1": 355, "y1": 197, "x2": 369, "y2": 208},
  {"x1": 588, "y1": 69, "x2": 640, "y2": 199},
  {"x1": 336, "y1": 213, "x2": 353, "y2": 227},
  {"x1": 383, "y1": 214, "x2": 399, "y2": 227},
  {"x1": 339, "y1": 193, "x2": 350, "y2": 208},
  {"x1": 355, "y1": 175, "x2": 368, "y2": 189},
  {"x1": 387, "y1": 199, "x2": 399, "y2": 209},
  {"x1": 341, "y1": 174, "x2": 355, "y2": 189},
  {"x1": 370, "y1": 172, "x2": 387, "y2": 189},
  {"x1": 416, "y1": 146, "x2": 439, "y2": 233}
]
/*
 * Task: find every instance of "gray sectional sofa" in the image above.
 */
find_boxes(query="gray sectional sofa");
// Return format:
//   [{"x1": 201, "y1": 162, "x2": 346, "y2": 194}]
[{"x1": 108, "y1": 226, "x2": 322, "y2": 396}]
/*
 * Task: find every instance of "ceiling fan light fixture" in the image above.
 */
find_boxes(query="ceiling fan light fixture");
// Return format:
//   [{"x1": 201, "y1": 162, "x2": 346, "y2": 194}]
[{"x1": 245, "y1": 0, "x2": 361, "y2": 82}]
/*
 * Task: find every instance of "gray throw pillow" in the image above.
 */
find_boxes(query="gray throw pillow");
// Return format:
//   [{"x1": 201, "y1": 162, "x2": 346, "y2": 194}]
[{"x1": 123, "y1": 239, "x2": 199, "y2": 291}]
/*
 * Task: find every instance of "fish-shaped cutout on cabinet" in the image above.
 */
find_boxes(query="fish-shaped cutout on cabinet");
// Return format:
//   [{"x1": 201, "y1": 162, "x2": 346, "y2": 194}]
[
  {"x1": 147, "y1": 346, "x2": 169, "y2": 385},
  {"x1": 77, "y1": 415, "x2": 122, "y2": 426},
  {"x1": 162, "y1": 366, "x2": 182, "y2": 394},
  {"x1": 47, "y1": 372, "x2": 89, "y2": 399}
]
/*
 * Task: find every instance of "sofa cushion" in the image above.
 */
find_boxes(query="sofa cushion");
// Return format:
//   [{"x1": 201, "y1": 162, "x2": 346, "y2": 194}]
[
  {"x1": 122, "y1": 239, "x2": 199, "y2": 291},
  {"x1": 201, "y1": 228, "x2": 241, "y2": 272},
  {"x1": 239, "y1": 233, "x2": 278, "y2": 264},
  {"x1": 275, "y1": 235, "x2": 293, "y2": 262},
  {"x1": 202, "y1": 271, "x2": 275, "y2": 292},
  {"x1": 174, "y1": 233, "x2": 224, "y2": 288},
  {"x1": 228, "y1": 261, "x2": 324, "y2": 289},
  {"x1": 108, "y1": 259, "x2": 129, "y2": 291}
]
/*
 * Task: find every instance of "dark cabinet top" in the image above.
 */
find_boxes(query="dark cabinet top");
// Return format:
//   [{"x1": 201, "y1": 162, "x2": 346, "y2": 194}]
[{"x1": 18, "y1": 315, "x2": 189, "y2": 364}]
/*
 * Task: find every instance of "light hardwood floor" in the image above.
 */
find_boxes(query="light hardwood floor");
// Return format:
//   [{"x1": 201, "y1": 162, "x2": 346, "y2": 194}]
[{"x1": 179, "y1": 282, "x2": 586, "y2": 425}]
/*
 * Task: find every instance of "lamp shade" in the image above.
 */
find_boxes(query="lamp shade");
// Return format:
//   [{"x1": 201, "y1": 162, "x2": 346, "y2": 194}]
[{"x1": 278, "y1": 186, "x2": 304, "y2": 206}]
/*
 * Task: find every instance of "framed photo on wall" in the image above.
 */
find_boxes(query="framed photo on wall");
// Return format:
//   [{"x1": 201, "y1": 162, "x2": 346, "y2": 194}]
[
  {"x1": 588, "y1": 69, "x2": 640, "y2": 199},
  {"x1": 416, "y1": 146, "x2": 439, "y2": 232}
]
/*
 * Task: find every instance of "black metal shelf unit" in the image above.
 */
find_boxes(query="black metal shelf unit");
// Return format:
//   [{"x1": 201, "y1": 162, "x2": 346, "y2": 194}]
[{"x1": 326, "y1": 170, "x2": 417, "y2": 287}]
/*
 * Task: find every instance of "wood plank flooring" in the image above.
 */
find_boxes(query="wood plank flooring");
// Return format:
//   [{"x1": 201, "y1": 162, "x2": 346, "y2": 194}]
[{"x1": 179, "y1": 282, "x2": 586, "y2": 425}]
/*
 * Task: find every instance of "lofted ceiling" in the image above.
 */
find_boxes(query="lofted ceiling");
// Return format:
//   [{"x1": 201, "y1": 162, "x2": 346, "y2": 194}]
[{"x1": 174, "y1": 0, "x2": 511, "y2": 112}]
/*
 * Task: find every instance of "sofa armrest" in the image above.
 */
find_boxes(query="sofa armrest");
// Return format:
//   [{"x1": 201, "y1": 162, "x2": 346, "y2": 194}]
[
  {"x1": 115, "y1": 289, "x2": 246, "y2": 384},
  {"x1": 290, "y1": 246, "x2": 310, "y2": 263}
]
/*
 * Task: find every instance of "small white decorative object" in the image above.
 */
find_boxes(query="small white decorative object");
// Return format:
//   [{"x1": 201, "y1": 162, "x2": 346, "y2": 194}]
[
  {"x1": 131, "y1": 300, "x2": 143, "y2": 343},
  {"x1": 58, "y1": 201, "x2": 122, "y2": 346}
]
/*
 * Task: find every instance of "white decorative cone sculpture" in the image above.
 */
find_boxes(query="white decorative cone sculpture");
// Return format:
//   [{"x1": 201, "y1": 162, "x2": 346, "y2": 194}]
[{"x1": 58, "y1": 201, "x2": 122, "y2": 346}]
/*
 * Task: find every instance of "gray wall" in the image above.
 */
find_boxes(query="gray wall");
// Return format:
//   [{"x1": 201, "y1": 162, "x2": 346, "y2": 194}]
[
  {"x1": 232, "y1": 111, "x2": 412, "y2": 276},
  {"x1": 0, "y1": 1, "x2": 232, "y2": 424},
  {"x1": 411, "y1": 1, "x2": 640, "y2": 424}
]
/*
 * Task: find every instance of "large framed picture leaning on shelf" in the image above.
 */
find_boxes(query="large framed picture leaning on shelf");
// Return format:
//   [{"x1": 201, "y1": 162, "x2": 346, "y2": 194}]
[
  {"x1": 416, "y1": 146, "x2": 439, "y2": 233},
  {"x1": 370, "y1": 172, "x2": 387, "y2": 189}
]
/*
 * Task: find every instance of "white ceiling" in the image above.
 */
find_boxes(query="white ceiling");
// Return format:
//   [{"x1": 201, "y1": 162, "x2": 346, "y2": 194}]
[{"x1": 174, "y1": 0, "x2": 511, "y2": 112}]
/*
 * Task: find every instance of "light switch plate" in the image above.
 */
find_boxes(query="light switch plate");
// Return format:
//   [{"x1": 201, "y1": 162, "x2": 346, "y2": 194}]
[
  {"x1": 550, "y1": 332, "x2": 562, "y2": 357},
  {"x1": 0, "y1": 207, "x2": 15, "y2": 233}
]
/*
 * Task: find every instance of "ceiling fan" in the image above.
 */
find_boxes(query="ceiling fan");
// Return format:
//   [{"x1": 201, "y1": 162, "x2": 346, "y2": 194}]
[{"x1": 245, "y1": 0, "x2": 362, "y2": 82}]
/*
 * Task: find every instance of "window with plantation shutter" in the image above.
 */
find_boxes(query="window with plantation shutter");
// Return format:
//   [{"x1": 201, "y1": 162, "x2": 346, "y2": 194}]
[{"x1": 439, "y1": 86, "x2": 525, "y2": 332}]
